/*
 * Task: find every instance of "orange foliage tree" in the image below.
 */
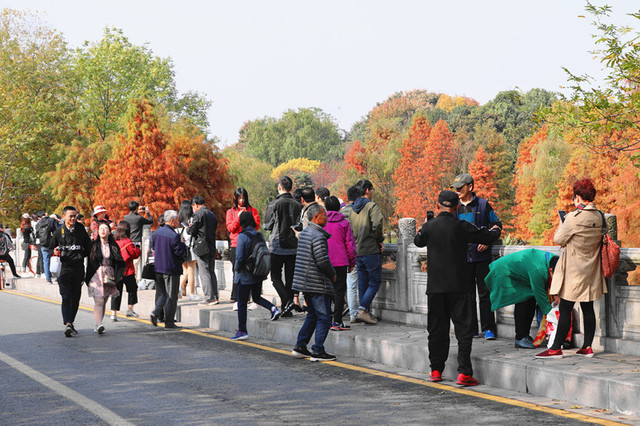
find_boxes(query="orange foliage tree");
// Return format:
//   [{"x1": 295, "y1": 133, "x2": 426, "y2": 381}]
[
  {"x1": 393, "y1": 116, "x2": 432, "y2": 221},
  {"x1": 468, "y1": 146, "x2": 498, "y2": 204},
  {"x1": 421, "y1": 120, "x2": 457, "y2": 206},
  {"x1": 512, "y1": 127, "x2": 547, "y2": 242},
  {"x1": 93, "y1": 99, "x2": 178, "y2": 221}
]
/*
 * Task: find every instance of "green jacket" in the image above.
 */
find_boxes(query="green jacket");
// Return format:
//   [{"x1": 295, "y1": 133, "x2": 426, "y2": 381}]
[
  {"x1": 348, "y1": 197, "x2": 384, "y2": 256},
  {"x1": 485, "y1": 248, "x2": 557, "y2": 315}
]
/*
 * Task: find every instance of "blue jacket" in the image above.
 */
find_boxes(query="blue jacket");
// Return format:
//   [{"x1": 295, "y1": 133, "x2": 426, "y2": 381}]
[
  {"x1": 152, "y1": 225, "x2": 186, "y2": 275},
  {"x1": 455, "y1": 194, "x2": 501, "y2": 262},
  {"x1": 234, "y1": 226, "x2": 262, "y2": 286}
]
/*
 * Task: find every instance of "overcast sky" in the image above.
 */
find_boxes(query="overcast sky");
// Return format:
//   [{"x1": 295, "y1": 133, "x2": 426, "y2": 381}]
[{"x1": 5, "y1": 1, "x2": 639, "y2": 146}]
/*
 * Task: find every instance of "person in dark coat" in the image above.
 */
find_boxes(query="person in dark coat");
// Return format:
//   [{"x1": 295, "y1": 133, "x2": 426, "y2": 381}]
[
  {"x1": 231, "y1": 211, "x2": 281, "y2": 341},
  {"x1": 151, "y1": 210, "x2": 187, "y2": 329},
  {"x1": 49, "y1": 206, "x2": 91, "y2": 337},
  {"x1": 188, "y1": 195, "x2": 219, "y2": 305},
  {"x1": 290, "y1": 204, "x2": 337, "y2": 362},
  {"x1": 414, "y1": 190, "x2": 501, "y2": 386}
]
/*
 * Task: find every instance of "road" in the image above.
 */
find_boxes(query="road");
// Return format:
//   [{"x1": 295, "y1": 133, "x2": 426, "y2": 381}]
[{"x1": 0, "y1": 291, "x2": 608, "y2": 425}]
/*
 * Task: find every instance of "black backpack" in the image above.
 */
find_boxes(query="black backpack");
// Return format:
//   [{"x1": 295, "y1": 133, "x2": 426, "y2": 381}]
[
  {"x1": 244, "y1": 232, "x2": 271, "y2": 280},
  {"x1": 37, "y1": 217, "x2": 55, "y2": 247},
  {"x1": 0, "y1": 233, "x2": 9, "y2": 256}
]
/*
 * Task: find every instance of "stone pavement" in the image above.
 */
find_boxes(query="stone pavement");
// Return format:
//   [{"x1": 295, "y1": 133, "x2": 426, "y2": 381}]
[{"x1": 7, "y1": 276, "x2": 640, "y2": 420}]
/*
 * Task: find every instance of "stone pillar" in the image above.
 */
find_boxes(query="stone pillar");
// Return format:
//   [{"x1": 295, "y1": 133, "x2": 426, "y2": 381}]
[{"x1": 397, "y1": 218, "x2": 417, "y2": 311}]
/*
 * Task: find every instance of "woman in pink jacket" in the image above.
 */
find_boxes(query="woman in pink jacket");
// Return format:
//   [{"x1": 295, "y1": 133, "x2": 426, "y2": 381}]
[
  {"x1": 324, "y1": 196, "x2": 357, "y2": 331},
  {"x1": 226, "y1": 188, "x2": 261, "y2": 307}
]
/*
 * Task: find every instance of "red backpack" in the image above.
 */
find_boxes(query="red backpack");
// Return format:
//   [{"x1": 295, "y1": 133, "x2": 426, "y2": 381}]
[{"x1": 599, "y1": 211, "x2": 620, "y2": 279}]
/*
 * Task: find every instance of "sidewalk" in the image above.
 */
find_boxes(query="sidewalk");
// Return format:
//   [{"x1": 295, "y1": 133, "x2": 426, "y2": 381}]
[{"x1": 7, "y1": 276, "x2": 640, "y2": 419}]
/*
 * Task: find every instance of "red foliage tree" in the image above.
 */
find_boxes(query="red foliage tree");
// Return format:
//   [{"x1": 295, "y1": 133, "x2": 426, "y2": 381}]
[
  {"x1": 93, "y1": 99, "x2": 178, "y2": 221},
  {"x1": 468, "y1": 146, "x2": 498, "y2": 204},
  {"x1": 344, "y1": 140, "x2": 366, "y2": 174},
  {"x1": 393, "y1": 116, "x2": 432, "y2": 221}
]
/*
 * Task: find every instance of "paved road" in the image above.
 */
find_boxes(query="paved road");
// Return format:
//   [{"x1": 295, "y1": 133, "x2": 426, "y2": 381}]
[{"x1": 0, "y1": 291, "x2": 598, "y2": 425}]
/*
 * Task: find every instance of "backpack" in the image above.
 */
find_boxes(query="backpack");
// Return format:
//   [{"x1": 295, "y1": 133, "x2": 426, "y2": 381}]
[
  {"x1": 599, "y1": 211, "x2": 620, "y2": 279},
  {"x1": 0, "y1": 233, "x2": 9, "y2": 256},
  {"x1": 244, "y1": 232, "x2": 271, "y2": 280},
  {"x1": 37, "y1": 218, "x2": 54, "y2": 247}
]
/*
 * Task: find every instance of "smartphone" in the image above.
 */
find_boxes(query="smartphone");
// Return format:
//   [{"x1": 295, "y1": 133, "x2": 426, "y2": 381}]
[
  {"x1": 426, "y1": 210, "x2": 434, "y2": 221},
  {"x1": 558, "y1": 210, "x2": 566, "y2": 223}
]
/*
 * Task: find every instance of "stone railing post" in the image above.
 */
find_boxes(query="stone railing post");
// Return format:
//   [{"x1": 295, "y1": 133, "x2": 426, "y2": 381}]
[{"x1": 397, "y1": 218, "x2": 416, "y2": 311}]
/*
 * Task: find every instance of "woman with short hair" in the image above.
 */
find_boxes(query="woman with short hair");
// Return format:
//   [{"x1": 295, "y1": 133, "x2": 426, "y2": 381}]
[{"x1": 537, "y1": 178, "x2": 606, "y2": 359}]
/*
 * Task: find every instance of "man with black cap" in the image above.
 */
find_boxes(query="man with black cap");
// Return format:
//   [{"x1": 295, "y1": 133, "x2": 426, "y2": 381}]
[
  {"x1": 414, "y1": 190, "x2": 501, "y2": 386},
  {"x1": 451, "y1": 173, "x2": 502, "y2": 341}
]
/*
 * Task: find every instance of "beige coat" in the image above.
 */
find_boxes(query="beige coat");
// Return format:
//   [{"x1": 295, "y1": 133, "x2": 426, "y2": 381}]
[{"x1": 549, "y1": 203, "x2": 607, "y2": 302}]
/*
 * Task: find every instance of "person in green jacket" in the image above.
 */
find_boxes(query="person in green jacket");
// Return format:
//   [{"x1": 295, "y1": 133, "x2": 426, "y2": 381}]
[{"x1": 484, "y1": 249, "x2": 559, "y2": 349}]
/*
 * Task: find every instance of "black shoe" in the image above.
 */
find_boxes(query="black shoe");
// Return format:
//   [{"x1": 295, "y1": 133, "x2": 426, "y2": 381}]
[
  {"x1": 293, "y1": 304, "x2": 304, "y2": 313},
  {"x1": 282, "y1": 302, "x2": 295, "y2": 315},
  {"x1": 281, "y1": 311, "x2": 293, "y2": 318},
  {"x1": 64, "y1": 325, "x2": 73, "y2": 338},
  {"x1": 310, "y1": 351, "x2": 336, "y2": 362},
  {"x1": 164, "y1": 323, "x2": 182, "y2": 330},
  {"x1": 70, "y1": 324, "x2": 78, "y2": 335},
  {"x1": 292, "y1": 346, "x2": 312, "y2": 358},
  {"x1": 150, "y1": 314, "x2": 158, "y2": 327}
]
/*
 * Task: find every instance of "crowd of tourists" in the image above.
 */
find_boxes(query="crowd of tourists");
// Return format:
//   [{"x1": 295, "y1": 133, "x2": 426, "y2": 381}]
[{"x1": 2, "y1": 173, "x2": 607, "y2": 386}]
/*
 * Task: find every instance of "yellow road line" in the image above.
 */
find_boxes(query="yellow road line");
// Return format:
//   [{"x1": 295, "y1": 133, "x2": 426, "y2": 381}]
[{"x1": 2, "y1": 289, "x2": 628, "y2": 426}]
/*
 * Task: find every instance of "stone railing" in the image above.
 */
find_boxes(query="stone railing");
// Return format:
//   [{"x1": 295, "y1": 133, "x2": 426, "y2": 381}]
[{"x1": 369, "y1": 218, "x2": 640, "y2": 356}]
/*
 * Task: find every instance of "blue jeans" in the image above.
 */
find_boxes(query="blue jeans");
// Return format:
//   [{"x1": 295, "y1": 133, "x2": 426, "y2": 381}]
[
  {"x1": 357, "y1": 254, "x2": 382, "y2": 310},
  {"x1": 295, "y1": 293, "x2": 332, "y2": 353},
  {"x1": 41, "y1": 246, "x2": 52, "y2": 282},
  {"x1": 346, "y1": 267, "x2": 359, "y2": 319}
]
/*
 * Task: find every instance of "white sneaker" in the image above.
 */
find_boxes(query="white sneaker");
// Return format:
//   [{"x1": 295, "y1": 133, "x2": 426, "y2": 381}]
[
  {"x1": 95, "y1": 325, "x2": 105, "y2": 334},
  {"x1": 110, "y1": 314, "x2": 118, "y2": 322},
  {"x1": 188, "y1": 295, "x2": 202, "y2": 301},
  {"x1": 248, "y1": 302, "x2": 259, "y2": 311},
  {"x1": 233, "y1": 302, "x2": 238, "y2": 311}
]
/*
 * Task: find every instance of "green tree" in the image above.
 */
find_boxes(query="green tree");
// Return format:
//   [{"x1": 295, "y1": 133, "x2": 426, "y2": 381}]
[
  {"x1": 70, "y1": 27, "x2": 211, "y2": 141},
  {"x1": 543, "y1": 3, "x2": 640, "y2": 169},
  {"x1": 223, "y1": 147, "x2": 275, "y2": 217},
  {"x1": 0, "y1": 9, "x2": 73, "y2": 221},
  {"x1": 241, "y1": 107, "x2": 344, "y2": 166}
]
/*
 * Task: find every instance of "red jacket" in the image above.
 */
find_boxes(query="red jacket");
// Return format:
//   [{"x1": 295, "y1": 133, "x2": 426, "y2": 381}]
[
  {"x1": 116, "y1": 238, "x2": 141, "y2": 277},
  {"x1": 226, "y1": 206, "x2": 260, "y2": 248}
]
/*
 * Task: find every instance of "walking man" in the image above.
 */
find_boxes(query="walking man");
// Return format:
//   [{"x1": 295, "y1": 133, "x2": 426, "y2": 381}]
[
  {"x1": 452, "y1": 173, "x2": 502, "y2": 340},
  {"x1": 349, "y1": 179, "x2": 384, "y2": 324},
  {"x1": 291, "y1": 204, "x2": 337, "y2": 361},
  {"x1": 150, "y1": 210, "x2": 187, "y2": 329},
  {"x1": 264, "y1": 176, "x2": 302, "y2": 316},
  {"x1": 414, "y1": 190, "x2": 501, "y2": 386},
  {"x1": 189, "y1": 195, "x2": 219, "y2": 305},
  {"x1": 49, "y1": 206, "x2": 91, "y2": 337}
]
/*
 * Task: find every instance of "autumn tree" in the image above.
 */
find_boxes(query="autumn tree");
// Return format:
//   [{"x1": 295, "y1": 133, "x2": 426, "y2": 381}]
[
  {"x1": 468, "y1": 146, "x2": 498, "y2": 203},
  {"x1": 93, "y1": 99, "x2": 178, "y2": 220},
  {"x1": 421, "y1": 120, "x2": 457, "y2": 207},
  {"x1": 223, "y1": 147, "x2": 275, "y2": 217},
  {"x1": 393, "y1": 116, "x2": 432, "y2": 221}
]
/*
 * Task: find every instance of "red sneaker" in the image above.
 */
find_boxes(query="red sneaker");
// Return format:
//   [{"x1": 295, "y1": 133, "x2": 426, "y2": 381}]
[
  {"x1": 576, "y1": 347, "x2": 594, "y2": 358},
  {"x1": 429, "y1": 370, "x2": 442, "y2": 382},
  {"x1": 456, "y1": 373, "x2": 478, "y2": 386},
  {"x1": 535, "y1": 348, "x2": 563, "y2": 359}
]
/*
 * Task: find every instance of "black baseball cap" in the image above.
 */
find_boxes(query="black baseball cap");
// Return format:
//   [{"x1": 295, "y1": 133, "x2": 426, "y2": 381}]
[{"x1": 438, "y1": 190, "x2": 459, "y2": 207}]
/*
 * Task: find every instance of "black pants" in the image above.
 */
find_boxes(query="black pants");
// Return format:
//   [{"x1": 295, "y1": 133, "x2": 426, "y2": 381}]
[
  {"x1": 551, "y1": 299, "x2": 595, "y2": 350},
  {"x1": 111, "y1": 274, "x2": 138, "y2": 310},
  {"x1": 270, "y1": 253, "x2": 296, "y2": 310},
  {"x1": 470, "y1": 260, "x2": 496, "y2": 334},
  {"x1": 58, "y1": 264, "x2": 84, "y2": 325},
  {"x1": 427, "y1": 292, "x2": 474, "y2": 376},
  {"x1": 22, "y1": 245, "x2": 31, "y2": 269},
  {"x1": 230, "y1": 247, "x2": 237, "y2": 301},
  {"x1": 36, "y1": 244, "x2": 44, "y2": 274},
  {"x1": 237, "y1": 283, "x2": 274, "y2": 333},
  {"x1": 514, "y1": 297, "x2": 537, "y2": 340},
  {"x1": 0, "y1": 254, "x2": 18, "y2": 277},
  {"x1": 332, "y1": 266, "x2": 348, "y2": 324}
]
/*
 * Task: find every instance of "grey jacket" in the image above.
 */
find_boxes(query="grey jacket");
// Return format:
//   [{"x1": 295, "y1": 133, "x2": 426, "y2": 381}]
[{"x1": 292, "y1": 222, "x2": 336, "y2": 295}]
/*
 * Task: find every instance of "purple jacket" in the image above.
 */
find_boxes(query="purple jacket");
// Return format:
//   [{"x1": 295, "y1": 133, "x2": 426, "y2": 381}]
[{"x1": 324, "y1": 210, "x2": 357, "y2": 268}]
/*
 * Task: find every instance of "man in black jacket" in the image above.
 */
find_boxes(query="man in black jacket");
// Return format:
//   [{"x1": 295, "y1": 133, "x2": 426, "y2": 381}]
[
  {"x1": 49, "y1": 206, "x2": 91, "y2": 337},
  {"x1": 414, "y1": 190, "x2": 500, "y2": 386},
  {"x1": 264, "y1": 176, "x2": 302, "y2": 315},
  {"x1": 188, "y1": 195, "x2": 219, "y2": 305}
]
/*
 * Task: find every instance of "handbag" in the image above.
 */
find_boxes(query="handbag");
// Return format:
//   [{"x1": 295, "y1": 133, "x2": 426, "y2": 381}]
[
  {"x1": 49, "y1": 255, "x2": 61, "y2": 276},
  {"x1": 141, "y1": 262, "x2": 155, "y2": 280},
  {"x1": 102, "y1": 271, "x2": 117, "y2": 287},
  {"x1": 599, "y1": 211, "x2": 620, "y2": 279}
]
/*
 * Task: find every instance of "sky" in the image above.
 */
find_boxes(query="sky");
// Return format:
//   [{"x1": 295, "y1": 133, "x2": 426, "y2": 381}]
[{"x1": 4, "y1": 0, "x2": 640, "y2": 146}]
